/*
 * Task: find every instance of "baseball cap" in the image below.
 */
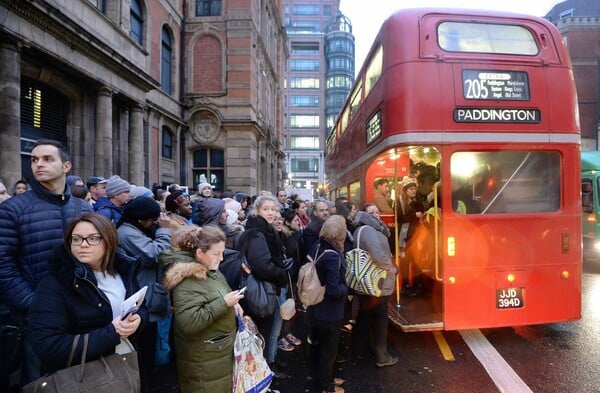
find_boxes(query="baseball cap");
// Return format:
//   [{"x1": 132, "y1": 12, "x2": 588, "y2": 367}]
[{"x1": 86, "y1": 176, "x2": 108, "y2": 188}]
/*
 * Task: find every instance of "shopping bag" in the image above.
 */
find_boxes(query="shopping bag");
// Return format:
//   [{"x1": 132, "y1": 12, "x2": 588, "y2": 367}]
[{"x1": 232, "y1": 316, "x2": 273, "y2": 393}]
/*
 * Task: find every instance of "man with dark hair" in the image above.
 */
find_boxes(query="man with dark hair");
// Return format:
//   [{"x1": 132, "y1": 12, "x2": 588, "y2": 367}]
[
  {"x1": 0, "y1": 139, "x2": 92, "y2": 387},
  {"x1": 373, "y1": 178, "x2": 394, "y2": 213},
  {"x1": 302, "y1": 200, "x2": 330, "y2": 253}
]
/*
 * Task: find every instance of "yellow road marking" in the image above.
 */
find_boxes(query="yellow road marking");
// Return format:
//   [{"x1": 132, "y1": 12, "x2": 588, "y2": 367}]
[{"x1": 433, "y1": 331, "x2": 455, "y2": 361}]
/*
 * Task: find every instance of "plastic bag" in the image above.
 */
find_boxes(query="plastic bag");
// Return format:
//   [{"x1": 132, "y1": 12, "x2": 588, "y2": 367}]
[{"x1": 232, "y1": 316, "x2": 273, "y2": 393}]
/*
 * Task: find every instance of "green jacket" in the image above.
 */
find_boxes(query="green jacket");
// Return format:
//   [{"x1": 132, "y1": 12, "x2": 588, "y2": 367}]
[{"x1": 163, "y1": 260, "x2": 236, "y2": 393}]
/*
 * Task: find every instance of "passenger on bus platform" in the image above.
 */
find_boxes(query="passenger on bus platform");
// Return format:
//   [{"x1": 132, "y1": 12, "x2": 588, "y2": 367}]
[
  {"x1": 397, "y1": 176, "x2": 426, "y2": 295},
  {"x1": 373, "y1": 178, "x2": 394, "y2": 213}
]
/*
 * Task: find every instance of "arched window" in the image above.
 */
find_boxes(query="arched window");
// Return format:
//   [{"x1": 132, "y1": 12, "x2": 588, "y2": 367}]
[
  {"x1": 130, "y1": 0, "x2": 143, "y2": 45},
  {"x1": 161, "y1": 27, "x2": 172, "y2": 94},
  {"x1": 162, "y1": 126, "x2": 173, "y2": 159}
]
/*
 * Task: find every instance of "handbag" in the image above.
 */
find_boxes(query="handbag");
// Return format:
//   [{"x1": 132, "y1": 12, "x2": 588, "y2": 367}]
[
  {"x1": 241, "y1": 273, "x2": 278, "y2": 319},
  {"x1": 345, "y1": 226, "x2": 389, "y2": 296},
  {"x1": 23, "y1": 333, "x2": 140, "y2": 393},
  {"x1": 232, "y1": 316, "x2": 273, "y2": 393},
  {"x1": 279, "y1": 273, "x2": 296, "y2": 321}
]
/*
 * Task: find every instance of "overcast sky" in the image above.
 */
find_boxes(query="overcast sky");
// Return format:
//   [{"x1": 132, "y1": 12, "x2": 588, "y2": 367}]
[{"x1": 339, "y1": 0, "x2": 564, "y2": 73}]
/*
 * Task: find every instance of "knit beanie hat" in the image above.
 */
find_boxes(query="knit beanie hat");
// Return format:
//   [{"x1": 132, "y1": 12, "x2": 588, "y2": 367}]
[
  {"x1": 130, "y1": 185, "x2": 154, "y2": 199},
  {"x1": 105, "y1": 175, "x2": 131, "y2": 197},
  {"x1": 123, "y1": 196, "x2": 161, "y2": 220},
  {"x1": 223, "y1": 197, "x2": 241, "y2": 213},
  {"x1": 401, "y1": 176, "x2": 418, "y2": 192},
  {"x1": 198, "y1": 182, "x2": 212, "y2": 193}
]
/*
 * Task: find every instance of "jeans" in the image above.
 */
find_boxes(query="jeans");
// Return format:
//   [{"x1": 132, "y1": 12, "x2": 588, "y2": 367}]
[{"x1": 266, "y1": 287, "x2": 286, "y2": 363}]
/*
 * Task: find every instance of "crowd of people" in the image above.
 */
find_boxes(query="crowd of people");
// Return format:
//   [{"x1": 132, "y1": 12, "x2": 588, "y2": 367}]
[{"x1": 0, "y1": 138, "x2": 441, "y2": 393}]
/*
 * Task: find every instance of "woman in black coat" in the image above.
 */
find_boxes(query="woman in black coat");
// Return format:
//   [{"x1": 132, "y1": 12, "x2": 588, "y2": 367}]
[
  {"x1": 236, "y1": 194, "x2": 290, "y2": 376},
  {"x1": 29, "y1": 213, "x2": 146, "y2": 376}
]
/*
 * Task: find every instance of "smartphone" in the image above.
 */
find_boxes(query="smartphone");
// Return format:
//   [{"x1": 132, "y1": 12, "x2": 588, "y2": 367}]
[{"x1": 237, "y1": 286, "x2": 247, "y2": 295}]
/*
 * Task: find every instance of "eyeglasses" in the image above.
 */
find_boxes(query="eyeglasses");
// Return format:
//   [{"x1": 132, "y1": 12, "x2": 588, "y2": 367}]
[{"x1": 71, "y1": 234, "x2": 103, "y2": 246}]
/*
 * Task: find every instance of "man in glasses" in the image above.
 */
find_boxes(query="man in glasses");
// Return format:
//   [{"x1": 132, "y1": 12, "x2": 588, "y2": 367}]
[{"x1": 0, "y1": 139, "x2": 92, "y2": 389}]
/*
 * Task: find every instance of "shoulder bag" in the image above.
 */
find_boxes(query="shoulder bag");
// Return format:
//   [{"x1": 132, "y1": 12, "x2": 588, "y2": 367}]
[
  {"x1": 345, "y1": 226, "x2": 389, "y2": 297},
  {"x1": 23, "y1": 333, "x2": 140, "y2": 393}
]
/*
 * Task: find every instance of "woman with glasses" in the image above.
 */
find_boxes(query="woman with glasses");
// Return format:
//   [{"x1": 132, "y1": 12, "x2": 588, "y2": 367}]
[{"x1": 28, "y1": 213, "x2": 146, "y2": 377}]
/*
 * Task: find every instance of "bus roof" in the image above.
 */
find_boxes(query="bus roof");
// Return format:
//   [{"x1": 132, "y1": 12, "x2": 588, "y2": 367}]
[{"x1": 582, "y1": 151, "x2": 600, "y2": 171}]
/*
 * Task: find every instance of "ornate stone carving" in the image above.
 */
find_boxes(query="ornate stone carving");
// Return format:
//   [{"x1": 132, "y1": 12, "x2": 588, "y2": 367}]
[{"x1": 192, "y1": 117, "x2": 219, "y2": 143}]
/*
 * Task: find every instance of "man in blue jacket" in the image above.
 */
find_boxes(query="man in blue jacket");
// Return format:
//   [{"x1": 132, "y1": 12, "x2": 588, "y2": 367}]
[{"x1": 0, "y1": 139, "x2": 92, "y2": 388}]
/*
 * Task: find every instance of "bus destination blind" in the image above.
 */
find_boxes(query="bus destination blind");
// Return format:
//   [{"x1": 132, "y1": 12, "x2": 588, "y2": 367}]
[{"x1": 462, "y1": 70, "x2": 530, "y2": 101}]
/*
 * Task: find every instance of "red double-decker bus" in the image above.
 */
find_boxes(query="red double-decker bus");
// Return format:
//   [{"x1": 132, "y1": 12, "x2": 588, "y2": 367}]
[{"x1": 325, "y1": 8, "x2": 581, "y2": 331}]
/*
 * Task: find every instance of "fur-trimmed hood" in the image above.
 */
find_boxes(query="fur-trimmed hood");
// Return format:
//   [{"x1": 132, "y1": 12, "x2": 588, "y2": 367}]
[{"x1": 163, "y1": 261, "x2": 208, "y2": 290}]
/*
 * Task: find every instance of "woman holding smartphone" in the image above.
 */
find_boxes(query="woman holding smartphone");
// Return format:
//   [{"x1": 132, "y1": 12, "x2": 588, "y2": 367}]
[
  {"x1": 163, "y1": 226, "x2": 244, "y2": 393},
  {"x1": 28, "y1": 213, "x2": 146, "y2": 376}
]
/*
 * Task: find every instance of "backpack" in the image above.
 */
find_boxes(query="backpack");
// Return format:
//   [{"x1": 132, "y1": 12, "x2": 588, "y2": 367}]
[{"x1": 297, "y1": 248, "x2": 337, "y2": 308}]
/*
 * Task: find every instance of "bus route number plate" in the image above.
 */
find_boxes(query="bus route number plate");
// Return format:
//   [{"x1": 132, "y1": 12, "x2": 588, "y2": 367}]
[{"x1": 496, "y1": 287, "x2": 523, "y2": 309}]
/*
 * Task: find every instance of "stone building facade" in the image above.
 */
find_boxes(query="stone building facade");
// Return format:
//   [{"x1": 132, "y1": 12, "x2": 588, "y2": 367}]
[
  {"x1": 0, "y1": 0, "x2": 287, "y2": 195},
  {"x1": 545, "y1": 0, "x2": 600, "y2": 150}
]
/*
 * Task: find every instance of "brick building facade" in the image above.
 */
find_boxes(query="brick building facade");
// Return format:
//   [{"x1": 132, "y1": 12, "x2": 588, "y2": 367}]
[{"x1": 0, "y1": 0, "x2": 288, "y2": 195}]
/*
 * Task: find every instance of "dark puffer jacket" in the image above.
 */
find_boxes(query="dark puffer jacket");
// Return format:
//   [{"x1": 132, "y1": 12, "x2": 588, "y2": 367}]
[
  {"x1": 0, "y1": 180, "x2": 92, "y2": 318},
  {"x1": 28, "y1": 246, "x2": 147, "y2": 374}
]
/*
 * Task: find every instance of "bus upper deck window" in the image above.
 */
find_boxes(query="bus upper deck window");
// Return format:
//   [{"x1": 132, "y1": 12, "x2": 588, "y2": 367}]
[{"x1": 438, "y1": 22, "x2": 539, "y2": 55}]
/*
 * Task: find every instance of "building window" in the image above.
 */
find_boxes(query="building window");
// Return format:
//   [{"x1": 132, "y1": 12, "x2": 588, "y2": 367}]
[
  {"x1": 323, "y1": 5, "x2": 332, "y2": 16},
  {"x1": 290, "y1": 115, "x2": 319, "y2": 128},
  {"x1": 290, "y1": 77, "x2": 320, "y2": 89},
  {"x1": 290, "y1": 59, "x2": 320, "y2": 71},
  {"x1": 293, "y1": 5, "x2": 319, "y2": 15},
  {"x1": 162, "y1": 126, "x2": 173, "y2": 159},
  {"x1": 291, "y1": 158, "x2": 319, "y2": 173},
  {"x1": 196, "y1": 0, "x2": 221, "y2": 16},
  {"x1": 88, "y1": 0, "x2": 105, "y2": 13},
  {"x1": 193, "y1": 149, "x2": 225, "y2": 193},
  {"x1": 130, "y1": 0, "x2": 143, "y2": 45},
  {"x1": 326, "y1": 76, "x2": 353, "y2": 89},
  {"x1": 290, "y1": 95, "x2": 319, "y2": 107},
  {"x1": 291, "y1": 43, "x2": 320, "y2": 54},
  {"x1": 291, "y1": 136, "x2": 319, "y2": 149},
  {"x1": 161, "y1": 27, "x2": 172, "y2": 94}
]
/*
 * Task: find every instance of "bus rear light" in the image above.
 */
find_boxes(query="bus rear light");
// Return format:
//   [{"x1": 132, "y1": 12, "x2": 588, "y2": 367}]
[
  {"x1": 561, "y1": 271, "x2": 569, "y2": 279},
  {"x1": 506, "y1": 273, "x2": 516, "y2": 283},
  {"x1": 448, "y1": 276, "x2": 456, "y2": 284},
  {"x1": 561, "y1": 230, "x2": 569, "y2": 253},
  {"x1": 447, "y1": 237, "x2": 456, "y2": 256}
]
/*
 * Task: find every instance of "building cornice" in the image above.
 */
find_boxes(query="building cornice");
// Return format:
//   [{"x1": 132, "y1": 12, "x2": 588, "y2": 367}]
[{"x1": 0, "y1": 0, "x2": 159, "y2": 92}]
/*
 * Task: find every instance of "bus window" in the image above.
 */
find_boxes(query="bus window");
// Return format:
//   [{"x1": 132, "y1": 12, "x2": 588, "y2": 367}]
[
  {"x1": 582, "y1": 179, "x2": 593, "y2": 213},
  {"x1": 450, "y1": 151, "x2": 560, "y2": 214},
  {"x1": 365, "y1": 46, "x2": 383, "y2": 96},
  {"x1": 349, "y1": 80, "x2": 363, "y2": 119},
  {"x1": 438, "y1": 22, "x2": 539, "y2": 55},
  {"x1": 349, "y1": 181, "x2": 361, "y2": 208}
]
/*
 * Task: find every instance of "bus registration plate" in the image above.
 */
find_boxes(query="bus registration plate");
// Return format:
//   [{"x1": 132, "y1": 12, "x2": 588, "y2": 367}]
[{"x1": 496, "y1": 287, "x2": 523, "y2": 309}]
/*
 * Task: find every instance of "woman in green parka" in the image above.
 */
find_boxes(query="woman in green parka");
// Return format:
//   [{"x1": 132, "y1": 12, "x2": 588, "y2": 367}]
[{"x1": 163, "y1": 226, "x2": 244, "y2": 393}]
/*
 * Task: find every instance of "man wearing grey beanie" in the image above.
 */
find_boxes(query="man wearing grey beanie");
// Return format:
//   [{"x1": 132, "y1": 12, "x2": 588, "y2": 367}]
[{"x1": 93, "y1": 175, "x2": 131, "y2": 225}]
